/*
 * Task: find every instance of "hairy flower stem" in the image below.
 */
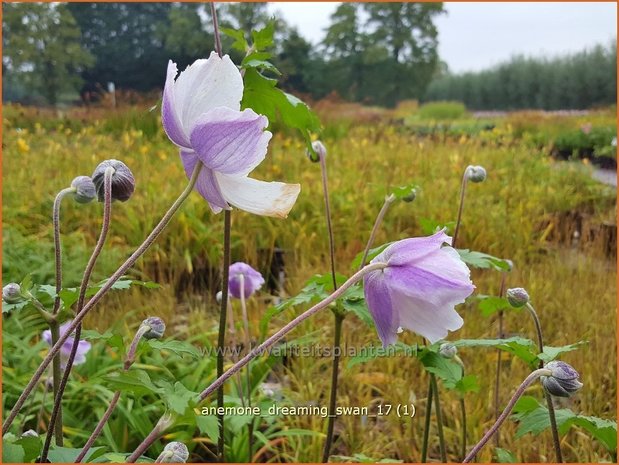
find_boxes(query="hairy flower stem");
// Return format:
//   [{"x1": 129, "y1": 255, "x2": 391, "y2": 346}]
[
  {"x1": 431, "y1": 375, "x2": 447, "y2": 462},
  {"x1": 420, "y1": 379, "x2": 433, "y2": 462},
  {"x1": 125, "y1": 263, "x2": 389, "y2": 463},
  {"x1": 318, "y1": 150, "x2": 342, "y2": 462},
  {"x1": 463, "y1": 368, "x2": 551, "y2": 462},
  {"x1": 360, "y1": 194, "x2": 396, "y2": 268},
  {"x1": 217, "y1": 210, "x2": 231, "y2": 461},
  {"x1": 2, "y1": 164, "x2": 203, "y2": 435},
  {"x1": 493, "y1": 272, "x2": 508, "y2": 447},
  {"x1": 49, "y1": 186, "x2": 75, "y2": 445},
  {"x1": 452, "y1": 168, "x2": 470, "y2": 249},
  {"x1": 525, "y1": 302, "x2": 563, "y2": 462},
  {"x1": 75, "y1": 325, "x2": 150, "y2": 463},
  {"x1": 41, "y1": 167, "x2": 115, "y2": 462}
]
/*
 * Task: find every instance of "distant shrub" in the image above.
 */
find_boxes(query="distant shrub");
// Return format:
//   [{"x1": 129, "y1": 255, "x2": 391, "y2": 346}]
[{"x1": 418, "y1": 101, "x2": 467, "y2": 120}]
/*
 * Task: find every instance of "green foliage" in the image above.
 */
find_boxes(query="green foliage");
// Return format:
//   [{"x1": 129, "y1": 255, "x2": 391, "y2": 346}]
[
  {"x1": 495, "y1": 448, "x2": 518, "y2": 463},
  {"x1": 418, "y1": 101, "x2": 467, "y2": 120},
  {"x1": 457, "y1": 249, "x2": 512, "y2": 272}
]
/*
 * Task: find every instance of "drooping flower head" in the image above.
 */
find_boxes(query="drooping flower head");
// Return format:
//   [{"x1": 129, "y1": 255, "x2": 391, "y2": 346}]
[
  {"x1": 162, "y1": 52, "x2": 300, "y2": 218},
  {"x1": 42, "y1": 320, "x2": 91, "y2": 368},
  {"x1": 363, "y1": 230, "x2": 475, "y2": 346},
  {"x1": 228, "y1": 262, "x2": 265, "y2": 299},
  {"x1": 541, "y1": 360, "x2": 583, "y2": 398}
]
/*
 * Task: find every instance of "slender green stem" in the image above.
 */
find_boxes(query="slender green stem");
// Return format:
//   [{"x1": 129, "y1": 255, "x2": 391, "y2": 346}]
[
  {"x1": 49, "y1": 322, "x2": 63, "y2": 445},
  {"x1": 2, "y1": 164, "x2": 203, "y2": 435},
  {"x1": 525, "y1": 302, "x2": 563, "y2": 462},
  {"x1": 464, "y1": 368, "x2": 551, "y2": 462},
  {"x1": 239, "y1": 274, "x2": 254, "y2": 462},
  {"x1": 125, "y1": 263, "x2": 389, "y2": 462},
  {"x1": 452, "y1": 168, "x2": 470, "y2": 249},
  {"x1": 317, "y1": 149, "x2": 343, "y2": 462},
  {"x1": 75, "y1": 325, "x2": 150, "y2": 462},
  {"x1": 420, "y1": 378, "x2": 434, "y2": 463},
  {"x1": 493, "y1": 272, "x2": 508, "y2": 448},
  {"x1": 41, "y1": 167, "x2": 115, "y2": 462},
  {"x1": 217, "y1": 210, "x2": 231, "y2": 461},
  {"x1": 430, "y1": 375, "x2": 447, "y2": 462},
  {"x1": 359, "y1": 194, "x2": 395, "y2": 269},
  {"x1": 322, "y1": 312, "x2": 344, "y2": 462}
]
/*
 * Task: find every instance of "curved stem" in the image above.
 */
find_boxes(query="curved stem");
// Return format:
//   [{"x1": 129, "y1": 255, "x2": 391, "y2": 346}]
[
  {"x1": 430, "y1": 374, "x2": 447, "y2": 462},
  {"x1": 525, "y1": 302, "x2": 563, "y2": 463},
  {"x1": 125, "y1": 262, "x2": 389, "y2": 463},
  {"x1": 41, "y1": 167, "x2": 115, "y2": 461},
  {"x1": 2, "y1": 164, "x2": 203, "y2": 435},
  {"x1": 463, "y1": 368, "x2": 551, "y2": 462},
  {"x1": 217, "y1": 210, "x2": 231, "y2": 460},
  {"x1": 359, "y1": 194, "x2": 395, "y2": 269},
  {"x1": 420, "y1": 378, "x2": 433, "y2": 463},
  {"x1": 452, "y1": 169, "x2": 470, "y2": 249},
  {"x1": 75, "y1": 325, "x2": 150, "y2": 462},
  {"x1": 493, "y1": 271, "x2": 508, "y2": 448},
  {"x1": 322, "y1": 312, "x2": 343, "y2": 462}
]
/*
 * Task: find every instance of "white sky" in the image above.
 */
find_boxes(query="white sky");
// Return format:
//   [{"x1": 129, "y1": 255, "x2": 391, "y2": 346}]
[{"x1": 267, "y1": 2, "x2": 617, "y2": 73}]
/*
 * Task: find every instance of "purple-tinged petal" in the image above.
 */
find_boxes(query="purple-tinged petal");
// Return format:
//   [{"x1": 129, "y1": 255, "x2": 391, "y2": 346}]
[
  {"x1": 376, "y1": 229, "x2": 452, "y2": 266},
  {"x1": 180, "y1": 150, "x2": 227, "y2": 213},
  {"x1": 173, "y1": 52, "x2": 243, "y2": 131},
  {"x1": 215, "y1": 173, "x2": 300, "y2": 219},
  {"x1": 42, "y1": 328, "x2": 52, "y2": 346},
  {"x1": 189, "y1": 107, "x2": 271, "y2": 176},
  {"x1": 228, "y1": 262, "x2": 265, "y2": 299},
  {"x1": 363, "y1": 270, "x2": 399, "y2": 347},
  {"x1": 162, "y1": 61, "x2": 190, "y2": 148}
]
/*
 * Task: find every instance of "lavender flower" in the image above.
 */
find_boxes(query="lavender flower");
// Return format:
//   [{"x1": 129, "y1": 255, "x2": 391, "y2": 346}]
[
  {"x1": 42, "y1": 320, "x2": 91, "y2": 368},
  {"x1": 228, "y1": 262, "x2": 265, "y2": 299},
  {"x1": 363, "y1": 230, "x2": 475, "y2": 346},
  {"x1": 542, "y1": 361, "x2": 583, "y2": 397},
  {"x1": 162, "y1": 53, "x2": 300, "y2": 218}
]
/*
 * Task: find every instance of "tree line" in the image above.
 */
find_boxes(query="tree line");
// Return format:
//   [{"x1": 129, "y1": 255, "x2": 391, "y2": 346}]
[{"x1": 2, "y1": 2, "x2": 616, "y2": 110}]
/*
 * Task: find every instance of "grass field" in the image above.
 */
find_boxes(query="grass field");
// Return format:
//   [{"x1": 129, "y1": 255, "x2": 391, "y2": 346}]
[{"x1": 2, "y1": 102, "x2": 617, "y2": 462}]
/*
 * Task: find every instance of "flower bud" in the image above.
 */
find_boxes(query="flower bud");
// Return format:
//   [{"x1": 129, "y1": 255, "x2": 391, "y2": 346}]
[
  {"x1": 158, "y1": 441, "x2": 189, "y2": 463},
  {"x1": 402, "y1": 188, "x2": 417, "y2": 203},
  {"x1": 216, "y1": 290, "x2": 223, "y2": 304},
  {"x1": 506, "y1": 287, "x2": 529, "y2": 308},
  {"x1": 307, "y1": 140, "x2": 327, "y2": 163},
  {"x1": 92, "y1": 159, "x2": 135, "y2": 202},
  {"x1": 466, "y1": 165, "x2": 487, "y2": 183},
  {"x1": 70, "y1": 176, "x2": 97, "y2": 204},
  {"x1": 439, "y1": 342, "x2": 457, "y2": 359},
  {"x1": 542, "y1": 361, "x2": 583, "y2": 397},
  {"x1": 142, "y1": 316, "x2": 166, "y2": 339},
  {"x1": 21, "y1": 429, "x2": 39, "y2": 438},
  {"x1": 3, "y1": 283, "x2": 23, "y2": 303}
]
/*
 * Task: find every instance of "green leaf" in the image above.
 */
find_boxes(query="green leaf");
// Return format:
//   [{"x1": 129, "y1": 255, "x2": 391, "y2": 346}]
[
  {"x1": 391, "y1": 183, "x2": 419, "y2": 201},
  {"x1": 81, "y1": 329, "x2": 125, "y2": 352},
  {"x1": 476, "y1": 295, "x2": 512, "y2": 317},
  {"x1": 495, "y1": 448, "x2": 517, "y2": 463},
  {"x1": 196, "y1": 413, "x2": 219, "y2": 444},
  {"x1": 47, "y1": 446, "x2": 106, "y2": 463},
  {"x1": 453, "y1": 374, "x2": 480, "y2": 395},
  {"x1": 241, "y1": 59, "x2": 280, "y2": 75},
  {"x1": 102, "y1": 370, "x2": 162, "y2": 396},
  {"x1": 568, "y1": 415, "x2": 617, "y2": 452},
  {"x1": 347, "y1": 343, "x2": 418, "y2": 369},
  {"x1": 457, "y1": 249, "x2": 511, "y2": 271},
  {"x1": 14, "y1": 435, "x2": 43, "y2": 462},
  {"x1": 220, "y1": 27, "x2": 248, "y2": 52},
  {"x1": 419, "y1": 351, "x2": 463, "y2": 385},
  {"x1": 251, "y1": 21, "x2": 275, "y2": 50},
  {"x1": 351, "y1": 243, "x2": 393, "y2": 270},
  {"x1": 2, "y1": 442, "x2": 25, "y2": 463},
  {"x1": 452, "y1": 337, "x2": 538, "y2": 366},
  {"x1": 538, "y1": 341, "x2": 587, "y2": 362},
  {"x1": 163, "y1": 381, "x2": 198, "y2": 415},
  {"x1": 242, "y1": 68, "x2": 321, "y2": 146},
  {"x1": 147, "y1": 339, "x2": 201, "y2": 359}
]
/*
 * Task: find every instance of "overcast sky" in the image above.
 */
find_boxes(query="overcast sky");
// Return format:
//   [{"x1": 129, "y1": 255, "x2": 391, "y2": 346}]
[{"x1": 267, "y1": 2, "x2": 617, "y2": 73}]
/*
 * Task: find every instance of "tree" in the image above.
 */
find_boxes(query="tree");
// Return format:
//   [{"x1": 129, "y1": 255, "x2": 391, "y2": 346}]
[
  {"x1": 222, "y1": 3, "x2": 271, "y2": 41},
  {"x1": 2, "y1": 3, "x2": 93, "y2": 105},
  {"x1": 67, "y1": 3, "x2": 172, "y2": 95},
  {"x1": 162, "y1": 4, "x2": 213, "y2": 71}
]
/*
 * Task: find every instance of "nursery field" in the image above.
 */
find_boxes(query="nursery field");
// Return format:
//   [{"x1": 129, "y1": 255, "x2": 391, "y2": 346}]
[{"x1": 2, "y1": 102, "x2": 617, "y2": 463}]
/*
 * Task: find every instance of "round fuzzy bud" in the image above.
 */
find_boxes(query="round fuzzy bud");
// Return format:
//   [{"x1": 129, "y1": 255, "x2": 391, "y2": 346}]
[
  {"x1": 160, "y1": 442, "x2": 189, "y2": 463},
  {"x1": 307, "y1": 140, "x2": 327, "y2": 163},
  {"x1": 70, "y1": 176, "x2": 97, "y2": 204},
  {"x1": 142, "y1": 316, "x2": 166, "y2": 339},
  {"x1": 3, "y1": 283, "x2": 23, "y2": 303},
  {"x1": 506, "y1": 287, "x2": 530, "y2": 308},
  {"x1": 439, "y1": 342, "x2": 457, "y2": 359},
  {"x1": 542, "y1": 361, "x2": 583, "y2": 398},
  {"x1": 92, "y1": 159, "x2": 135, "y2": 202},
  {"x1": 466, "y1": 165, "x2": 487, "y2": 183}
]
